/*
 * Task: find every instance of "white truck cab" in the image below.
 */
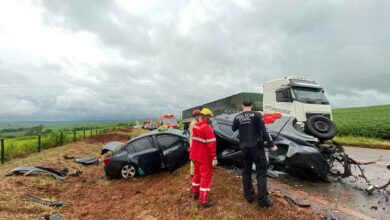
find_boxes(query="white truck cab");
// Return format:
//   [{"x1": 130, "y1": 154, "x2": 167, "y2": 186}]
[{"x1": 263, "y1": 76, "x2": 332, "y2": 124}]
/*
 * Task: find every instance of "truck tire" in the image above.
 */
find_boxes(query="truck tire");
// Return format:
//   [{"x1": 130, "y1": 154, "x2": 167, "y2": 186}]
[{"x1": 305, "y1": 115, "x2": 337, "y2": 140}]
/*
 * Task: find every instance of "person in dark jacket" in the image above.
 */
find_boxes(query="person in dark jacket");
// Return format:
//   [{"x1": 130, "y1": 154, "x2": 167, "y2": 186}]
[{"x1": 232, "y1": 101, "x2": 278, "y2": 207}]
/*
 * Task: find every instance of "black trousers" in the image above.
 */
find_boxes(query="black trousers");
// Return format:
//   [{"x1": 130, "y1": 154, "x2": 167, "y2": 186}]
[{"x1": 241, "y1": 146, "x2": 268, "y2": 201}]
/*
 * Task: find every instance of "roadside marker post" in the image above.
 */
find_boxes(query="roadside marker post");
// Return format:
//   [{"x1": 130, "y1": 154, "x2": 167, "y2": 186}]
[
  {"x1": 83, "y1": 130, "x2": 86, "y2": 139},
  {"x1": 1, "y1": 139, "x2": 4, "y2": 164},
  {"x1": 73, "y1": 130, "x2": 76, "y2": 142}
]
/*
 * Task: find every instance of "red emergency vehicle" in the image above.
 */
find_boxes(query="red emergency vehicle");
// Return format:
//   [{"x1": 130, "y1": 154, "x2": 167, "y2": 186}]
[{"x1": 157, "y1": 114, "x2": 179, "y2": 128}]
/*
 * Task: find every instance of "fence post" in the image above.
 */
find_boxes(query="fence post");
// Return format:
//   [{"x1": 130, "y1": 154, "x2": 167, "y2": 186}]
[
  {"x1": 60, "y1": 131, "x2": 63, "y2": 146},
  {"x1": 83, "y1": 130, "x2": 86, "y2": 139},
  {"x1": 38, "y1": 134, "x2": 41, "y2": 152},
  {"x1": 73, "y1": 130, "x2": 76, "y2": 142},
  {"x1": 1, "y1": 139, "x2": 4, "y2": 164}
]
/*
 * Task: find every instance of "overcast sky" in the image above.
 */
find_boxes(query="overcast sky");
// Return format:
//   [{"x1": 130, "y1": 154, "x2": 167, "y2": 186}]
[{"x1": 1, "y1": 0, "x2": 390, "y2": 121}]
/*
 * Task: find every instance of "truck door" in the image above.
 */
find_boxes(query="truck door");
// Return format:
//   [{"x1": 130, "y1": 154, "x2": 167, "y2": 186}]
[{"x1": 274, "y1": 88, "x2": 295, "y2": 117}]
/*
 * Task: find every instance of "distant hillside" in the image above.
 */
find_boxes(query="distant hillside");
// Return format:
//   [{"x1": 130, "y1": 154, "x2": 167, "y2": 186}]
[
  {"x1": 333, "y1": 105, "x2": 390, "y2": 139},
  {"x1": 0, "y1": 120, "x2": 136, "y2": 138}
]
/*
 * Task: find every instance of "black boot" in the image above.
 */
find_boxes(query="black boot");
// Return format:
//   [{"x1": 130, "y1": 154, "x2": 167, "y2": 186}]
[
  {"x1": 244, "y1": 194, "x2": 255, "y2": 203},
  {"x1": 200, "y1": 199, "x2": 216, "y2": 208},
  {"x1": 258, "y1": 198, "x2": 273, "y2": 208},
  {"x1": 191, "y1": 193, "x2": 199, "y2": 200}
]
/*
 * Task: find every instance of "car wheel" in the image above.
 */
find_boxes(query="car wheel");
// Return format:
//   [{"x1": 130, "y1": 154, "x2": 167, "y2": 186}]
[
  {"x1": 121, "y1": 164, "x2": 137, "y2": 179},
  {"x1": 305, "y1": 115, "x2": 337, "y2": 140}
]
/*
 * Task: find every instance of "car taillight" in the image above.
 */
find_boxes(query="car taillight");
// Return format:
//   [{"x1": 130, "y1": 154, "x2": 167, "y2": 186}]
[{"x1": 103, "y1": 156, "x2": 112, "y2": 165}]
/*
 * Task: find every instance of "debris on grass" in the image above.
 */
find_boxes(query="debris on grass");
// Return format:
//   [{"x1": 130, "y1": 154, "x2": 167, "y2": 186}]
[
  {"x1": 5, "y1": 166, "x2": 68, "y2": 181},
  {"x1": 44, "y1": 213, "x2": 64, "y2": 220},
  {"x1": 26, "y1": 194, "x2": 66, "y2": 207},
  {"x1": 74, "y1": 157, "x2": 100, "y2": 165}
]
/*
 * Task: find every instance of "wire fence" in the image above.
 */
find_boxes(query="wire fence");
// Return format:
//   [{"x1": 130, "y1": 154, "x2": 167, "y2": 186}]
[{"x1": 0, "y1": 127, "x2": 123, "y2": 164}]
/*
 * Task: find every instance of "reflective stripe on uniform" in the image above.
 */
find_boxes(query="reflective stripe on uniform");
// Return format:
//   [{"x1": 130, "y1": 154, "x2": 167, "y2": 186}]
[
  {"x1": 192, "y1": 182, "x2": 200, "y2": 186},
  {"x1": 200, "y1": 187, "x2": 211, "y2": 192},
  {"x1": 192, "y1": 137, "x2": 216, "y2": 143}
]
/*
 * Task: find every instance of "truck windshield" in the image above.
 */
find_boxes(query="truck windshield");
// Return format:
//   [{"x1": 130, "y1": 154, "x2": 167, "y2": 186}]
[
  {"x1": 162, "y1": 118, "x2": 177, "y2": 124},
  {"x1": 292, "y1": 87, "x2": 329, "y2": 104}
]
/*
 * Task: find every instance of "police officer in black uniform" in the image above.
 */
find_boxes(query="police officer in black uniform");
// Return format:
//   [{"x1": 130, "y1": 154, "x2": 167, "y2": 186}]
[{"x1": 232, "y1": 101, "x2": 278, "y2": 207}]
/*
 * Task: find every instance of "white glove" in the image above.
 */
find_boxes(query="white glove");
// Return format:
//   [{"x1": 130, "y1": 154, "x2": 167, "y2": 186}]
[{"x1": 212, "y1": 159, "x2": 218, "y2": 168}]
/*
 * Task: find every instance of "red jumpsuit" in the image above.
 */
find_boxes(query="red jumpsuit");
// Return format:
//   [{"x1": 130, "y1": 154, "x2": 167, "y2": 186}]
[{"x1": 190, "y1": 119, "x2": 216, "y2": 205}]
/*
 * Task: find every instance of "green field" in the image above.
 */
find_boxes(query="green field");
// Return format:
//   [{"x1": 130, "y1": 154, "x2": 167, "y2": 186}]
[
  {"x1": 333, "y1": 105, "x2": 390, "y2": 139},
  {"x1": 1, "y1": 128, "x2": 116, "y2": 161}
]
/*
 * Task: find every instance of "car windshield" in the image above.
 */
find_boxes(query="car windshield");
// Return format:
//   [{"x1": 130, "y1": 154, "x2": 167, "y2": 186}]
[
  {"x1": 162, "y1": 118, "x2": 177, "y2": 124},
  {"x1": 292, "y1": 87, "x2": 329, "y2": 104}
]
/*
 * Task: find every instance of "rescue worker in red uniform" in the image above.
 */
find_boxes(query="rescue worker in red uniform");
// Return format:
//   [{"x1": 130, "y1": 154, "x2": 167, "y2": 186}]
[
  {"x1": 190, "y1": 108, "x2": 217, "y2": 207},
  {"x1": 189, "y1": 109, "x2": 201, "y2": 176}
]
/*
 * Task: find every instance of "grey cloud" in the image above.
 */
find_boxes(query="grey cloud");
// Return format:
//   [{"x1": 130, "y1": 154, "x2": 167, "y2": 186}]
[{"x1": 1, "y1": 0, "x2": 390, "y2": 121}]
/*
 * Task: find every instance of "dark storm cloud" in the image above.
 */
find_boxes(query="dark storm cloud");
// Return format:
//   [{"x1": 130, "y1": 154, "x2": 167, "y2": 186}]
[{"x1": 1, "y1": 0, "x2": 390, "y2": 121}]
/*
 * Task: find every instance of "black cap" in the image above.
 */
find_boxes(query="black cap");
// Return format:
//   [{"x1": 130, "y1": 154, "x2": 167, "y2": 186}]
[{"x1": 242, "y1": 100, "x2": 253, "y2": 107}]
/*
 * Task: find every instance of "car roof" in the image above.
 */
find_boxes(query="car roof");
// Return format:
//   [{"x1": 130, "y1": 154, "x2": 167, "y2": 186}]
[{"x1": 130, "y1": 128, "x2": 188, "y2": 142}]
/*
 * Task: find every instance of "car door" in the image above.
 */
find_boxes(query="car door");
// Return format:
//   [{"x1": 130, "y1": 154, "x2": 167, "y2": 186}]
[
  {"x1": 130, "y1": 136, "x2": 162, "y2": 175},
  {"x1": 156, "y1": 134, "x2": 189, "y2": 172}
]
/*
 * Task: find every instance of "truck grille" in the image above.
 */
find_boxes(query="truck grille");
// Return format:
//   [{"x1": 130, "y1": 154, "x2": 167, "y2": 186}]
[{"x1": 306, "y1": 113, "x2": 331, "y2": 119}]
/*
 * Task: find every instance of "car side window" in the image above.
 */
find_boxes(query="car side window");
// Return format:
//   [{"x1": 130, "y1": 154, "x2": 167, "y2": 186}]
[
  {"x1": 124, "y1": 143, "x2": 136, "y2": 154},
  {"x1": 219, "y1": 123, "x2": 234, "y2": 137},
  {"x1": 157, "y1": 135, "x2": 180, "y2": 150},
  {"x1": 131, "y1": 137, "x2": 153, "y2": 152}
]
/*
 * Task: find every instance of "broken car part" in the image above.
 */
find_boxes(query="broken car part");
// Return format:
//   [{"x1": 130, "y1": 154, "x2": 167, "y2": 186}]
[
  {"x1": 364, "y1": 165, "x2": 390, "y2": 201},
  {"x1": 63, "y1": 154, "x2": 75, "y2": 160},
  {"x1": 74, "y1": 157, "x2": 100, "y2": 165},
  {"x1": 101, "y1": 141, "x2": 124, "y2": 155},
  {"x1": 26, "y1": 194, "x2": 66, "y2": 207},
  {"x1": 5, "y1": 166, "x2": 68, "y2": 181},
  {"x1": 44, "y1": 214, "x2": 64, "y2": 220},
  {"x1": 69, "y1": 169, "x2": 83, "y2": 177}
]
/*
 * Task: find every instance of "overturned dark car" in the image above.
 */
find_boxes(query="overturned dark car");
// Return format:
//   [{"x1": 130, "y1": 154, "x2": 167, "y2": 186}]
[
  {"x1": 213, "y1": 113, "x2": 351, "y2": 180},
  {"x1": 102, "y1": 129, "x2": 189, "y2": 179}
]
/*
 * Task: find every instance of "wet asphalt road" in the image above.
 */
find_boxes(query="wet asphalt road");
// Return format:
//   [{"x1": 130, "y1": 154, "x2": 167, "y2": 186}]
[
  {"x1": 277, "y1": 146, "x2": 390, "y2": 220},
  {"x1": 345, "y1": 146, "x2": 390, "y2": 169}
]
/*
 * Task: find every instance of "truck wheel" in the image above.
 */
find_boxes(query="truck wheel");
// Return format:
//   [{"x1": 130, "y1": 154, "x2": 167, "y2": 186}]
[{"x1": 305, "y1": 115, "x2": 337, "y2": 140}]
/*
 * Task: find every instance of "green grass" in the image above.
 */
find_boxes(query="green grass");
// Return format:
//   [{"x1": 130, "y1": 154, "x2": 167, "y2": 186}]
[
  {"x1": 1, "y1": 128, "x2": 114, "y2": 162},
  {"x1": 333, "y1": 105, "x2": 390, "y2": 139},
  {"x1": 332, "y1": 136, "x2": 390, "y2": 149}
]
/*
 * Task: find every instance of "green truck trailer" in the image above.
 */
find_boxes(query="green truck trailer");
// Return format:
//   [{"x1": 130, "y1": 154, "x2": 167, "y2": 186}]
[{"x1": 182, "y1": 92, "x2": 263, "y2": 123}]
